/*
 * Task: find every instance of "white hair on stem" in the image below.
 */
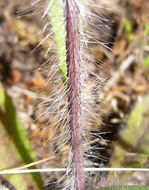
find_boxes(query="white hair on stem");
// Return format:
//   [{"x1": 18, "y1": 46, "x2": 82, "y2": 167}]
[{"x1": 14, "y1": 0, "x2": 115, "y2": 189}]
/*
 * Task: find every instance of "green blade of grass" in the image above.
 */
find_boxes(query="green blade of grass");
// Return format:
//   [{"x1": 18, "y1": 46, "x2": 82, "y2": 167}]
[{"x1": 0, "y1": 83, "x2": 44, "y2": 190}]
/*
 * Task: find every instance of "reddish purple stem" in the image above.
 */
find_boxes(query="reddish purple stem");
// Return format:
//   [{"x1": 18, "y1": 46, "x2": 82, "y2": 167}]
[{"x1": 64, "y1": 0, "x2": 84, "y2": 189}]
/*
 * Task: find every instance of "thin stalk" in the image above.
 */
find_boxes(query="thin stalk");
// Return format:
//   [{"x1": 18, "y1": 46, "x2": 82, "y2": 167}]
[{"x1": 64, "y1": 0, "x2": 84, "y2": 189}]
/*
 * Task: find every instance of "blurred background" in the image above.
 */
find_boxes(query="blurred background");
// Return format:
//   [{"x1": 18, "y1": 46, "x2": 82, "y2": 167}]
[{"x1": 0, "y1": 0, "x2": 149, "y2": 189}]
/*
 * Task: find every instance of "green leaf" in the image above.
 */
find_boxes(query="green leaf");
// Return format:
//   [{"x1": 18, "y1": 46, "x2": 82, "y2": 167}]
[
  {"x1": 124, "y1": 19, "x2": 132, "y2": 33},
  {"x1": 124, "y1": 18, "x2": 132, "y2": 42},
  {"x1": 107, "y1": 94, "x2": 149, "y2": 184},
  {"x1": 120, "y1": 94, "x2": 149, "y2": 156},
  {"x1": 48, "y1": 0, "x2": 67, "y2": 83},
  {"x1": 143, "y1": 55, "x2": 149, "y2": 67},
  {"x1": 0, "y1": 84, "x2": 44, "y2": 189},
  {"x1": 144, "y1": 23, "x2": 149, "y2": 36}
]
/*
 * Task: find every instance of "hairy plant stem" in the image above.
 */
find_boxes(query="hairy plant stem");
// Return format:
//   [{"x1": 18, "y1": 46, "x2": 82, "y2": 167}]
[{"x1": 64, "y1": 0, "x2": 84, "y2": 189}]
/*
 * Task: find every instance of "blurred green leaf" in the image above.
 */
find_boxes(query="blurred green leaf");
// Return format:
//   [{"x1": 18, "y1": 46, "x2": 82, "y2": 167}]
[
  {"x1": 143, "y1": 55, "x2": 149, "y2": 67},
  {"x1": 124, "y1": 19, "x2": 132, "y2": 33},
  {"x1": 107, "y1": 94, "x2": 149, "y2": 184},
  {"x1": 124, "y1": 18, "x2": 132, "y2": 42},
  {"x1": 0, "y1": 84, "x2": 43, "y2": 189},
  {"x1": 144, "y1": 23, "x2": 149, "y2": 36}
]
